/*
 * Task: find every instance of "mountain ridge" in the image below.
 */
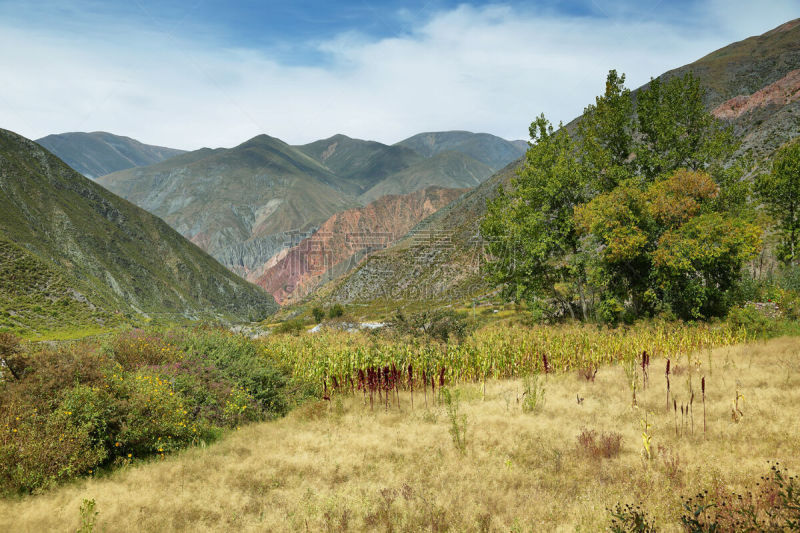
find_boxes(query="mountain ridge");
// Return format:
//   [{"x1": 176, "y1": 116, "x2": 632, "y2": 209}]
[
  {"x1": 36, "y1": 131, "x2": 185, "y2": 179},
  {"x1": 97, "y1": 130, "x2": 524, "y2": 292}
]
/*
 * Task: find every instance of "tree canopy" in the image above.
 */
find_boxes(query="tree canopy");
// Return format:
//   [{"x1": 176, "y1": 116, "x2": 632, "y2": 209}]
[{"x1": 481, "y1": 71, "x2": 762, "y2": 322}]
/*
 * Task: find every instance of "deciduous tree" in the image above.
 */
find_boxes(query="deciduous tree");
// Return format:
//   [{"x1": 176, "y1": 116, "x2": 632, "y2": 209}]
[{"x1": 755, "y1": 140, "x2": 800, "y2": 265}]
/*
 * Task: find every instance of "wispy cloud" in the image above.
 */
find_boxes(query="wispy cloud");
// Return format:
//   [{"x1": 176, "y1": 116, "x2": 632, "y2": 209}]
[{"x1": 0, "y1": 1, "x2": 796, "y2": 149}]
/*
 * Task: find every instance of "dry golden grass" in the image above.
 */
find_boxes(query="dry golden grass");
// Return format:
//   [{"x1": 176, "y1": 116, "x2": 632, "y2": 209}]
[{"x1": 1, "y1": 337, "x2": 799, "y2": 532}]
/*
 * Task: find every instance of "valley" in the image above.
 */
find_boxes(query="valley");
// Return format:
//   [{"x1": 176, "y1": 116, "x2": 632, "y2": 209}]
[{"x1": 1, "y1": 11, "x2": 800, "y2": 533}]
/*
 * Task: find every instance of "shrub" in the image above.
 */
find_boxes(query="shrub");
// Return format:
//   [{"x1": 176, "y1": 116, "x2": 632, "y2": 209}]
[
  {"x1": 180, "y1": 328, "x2": 290, "y2": 416},
  {"x1": 0, "y1": 332, "x2": 26, "y2": 380},
  {"x1": 727, "y1": 304, "x2": 777, "y2": 337},
  {"x1": 577, "y1": 428, "x2": 623, "y2": 459},
  {"x1": 273, "y1": 319, "x2": 305, "y2": 336},
  {"x1": 106, "y1": 328, "x2": 182, "y2": 370},
  {"x1": 152, "y1": 359, "x2": 250, "y2": 426},
  {"x1": 328, "y1": 304, "x2": 345, "y2": 319},
  {"x1": 14, "y1": 344, "x2": 105, "y2": 411},
  {"x1": 0, "y1": 401, "x2": 106, "y2": 494},
  {"x1": 0, "y1": 326, "x2": 297, "y2": 494},
  {"x1": 56, "y1": 384, "x2": 119, "y2": 455},
  {"x1": 776, "y1": 289, "x2": 800, "y2": 321},
  {"x1": 394, "y1": 309, "x2": 473, "y2": 343},
  {"x1": 312, "y1": 306, "x2": 325, "y2": 323},
  {"x1": 108, "y1": 370, "x2": 202, "y2": 456}
]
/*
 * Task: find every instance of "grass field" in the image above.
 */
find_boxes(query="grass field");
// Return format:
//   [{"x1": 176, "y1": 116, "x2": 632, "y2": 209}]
[{"x1": 1, "y1": 336, "x2": 798, "y2": 531}]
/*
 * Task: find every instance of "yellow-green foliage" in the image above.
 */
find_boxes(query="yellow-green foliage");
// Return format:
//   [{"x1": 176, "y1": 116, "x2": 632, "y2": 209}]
[{"x1": 261, "y1": 321, "x2": 747, "y2": 391}]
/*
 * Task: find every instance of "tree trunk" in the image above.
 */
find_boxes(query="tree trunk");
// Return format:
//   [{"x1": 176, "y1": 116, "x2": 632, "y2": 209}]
[{"x1": 577, "y1": 277, "x2": 588, "y2": 322}]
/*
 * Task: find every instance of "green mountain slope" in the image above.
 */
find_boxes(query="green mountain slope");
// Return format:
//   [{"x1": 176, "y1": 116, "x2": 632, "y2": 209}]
[
  {"x1": 297, "y1": 132, "x2": 521, "y2": 202},
  {"x1": 318, "y1": 19, "x2": 800, "y2": 309},
  {"x1": 358, "y1": 151, "x2": 493, "y2": 204},
  {"x1": 396, "y1": 131, "x2": 526, "y2": 169},
  {"x1": 0, "y1": 236, "x2": 110, "y2": 334},
  {"x1": 0, "y1": 128, "x2": 276, "y2": 334},
  {"x1": 295, "y1": 134, "x2": 423, "y2": 196},
  {"x1": 97, "y1": 135, "x2": 360, "y2": 278},
  {"x1": 35, "y1": 131, "x2": 185, "y2": 179}
]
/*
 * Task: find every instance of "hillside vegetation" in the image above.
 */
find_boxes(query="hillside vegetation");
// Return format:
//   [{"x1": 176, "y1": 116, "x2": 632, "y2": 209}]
[
  {"x1": 0, "y1": 327, "x2": 303, "y2": 496},
  {"x1": 0, "y1": 128, "x2": 277, "y2": 335},
  {"x1": 0, "y1": 237, "x2": 118, "y2": 336}
]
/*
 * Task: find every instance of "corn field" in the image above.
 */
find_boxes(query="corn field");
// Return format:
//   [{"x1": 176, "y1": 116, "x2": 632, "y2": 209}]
[{"x1": 260, "y1": 322, "x2": 747, "y2": 401}]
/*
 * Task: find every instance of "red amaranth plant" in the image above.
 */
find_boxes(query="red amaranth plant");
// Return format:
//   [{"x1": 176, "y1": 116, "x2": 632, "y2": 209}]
[
  {"x1": 701, "y1": 376, "x2": 706, "y2": 436},
  {"x1": 666, "y1": 359, "x2": 671, "y2": 411},
  {"x1": 542, "y1": 353, "x2": 551, "y2": 374}
]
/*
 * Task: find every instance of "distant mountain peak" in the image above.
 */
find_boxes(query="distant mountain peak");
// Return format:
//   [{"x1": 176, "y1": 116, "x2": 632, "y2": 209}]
[
  {"x1": 35, "y1": 131, "x2": 185, "y2": 179},
  {"x1": 396, "y1": 130, "x2": 525, "y2": 169}
]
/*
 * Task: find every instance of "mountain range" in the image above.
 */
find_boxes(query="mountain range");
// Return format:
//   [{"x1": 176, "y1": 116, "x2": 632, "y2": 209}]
[
  {"x1": 35, "y1": 131, "x2": 185, "y2": 179},
  {"x1": 0, "y1": 128, "x2": 276, "y2": 335},
  {"x1": 95, "y1": 131, "x2": 524, "y2": 291}
]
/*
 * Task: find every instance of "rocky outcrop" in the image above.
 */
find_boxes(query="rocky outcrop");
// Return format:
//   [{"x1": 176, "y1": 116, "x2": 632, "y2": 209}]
[
  {"x1": 256, "y1": 186, "x2": 467, "y2": 304},
  {"x1": 213, "y1": 231, "x2": 302, "y2": 280},
  {"x1": 713, "y1": 69, "x2": 800, "y2": 119}
]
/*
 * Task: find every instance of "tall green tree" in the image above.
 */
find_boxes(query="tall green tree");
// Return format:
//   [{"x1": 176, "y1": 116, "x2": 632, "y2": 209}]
[
  {"x1": 577, "y1": 69, "x2": 635, "y2": 192},
  {"x1": 635, "y1": 74, "x2": 737, "y2": 182},
  {"x1": 481, "y1": 115, "x2": 590, "y2": 319},
  {"x1": 755, "y1": 140, "x2": 800, "y2": 265}
]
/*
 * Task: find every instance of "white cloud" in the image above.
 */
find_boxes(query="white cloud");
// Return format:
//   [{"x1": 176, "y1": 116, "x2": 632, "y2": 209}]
[{"x1": 0, "y1": 2, "x2": 796, "y2": 150}]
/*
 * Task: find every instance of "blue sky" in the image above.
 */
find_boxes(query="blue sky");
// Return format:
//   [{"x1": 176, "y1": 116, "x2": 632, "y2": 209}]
[{"x1": 1, "y1": 1, "x2": 797, "y2": 149}]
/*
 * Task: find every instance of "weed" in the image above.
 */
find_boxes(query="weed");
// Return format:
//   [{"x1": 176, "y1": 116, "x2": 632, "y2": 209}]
[
  {"x1": 623, "y1": 355, "x2": 639, "y2": 407},
  {"x1": 701, "y1": 376, "x2": 707, "y2": 436},
  {"x1": 680, "y1": 463, "x2": 800, "y2": 531},
  {"x1": 666, "y1": 358, "x2": 671, "y2": 411},
  {"x1": 578, "y1": 362, "x2": 598, "y2": 382},
  {"x1": 76, "y1": 498, "x2": 98, "y2": 533},
  {"x1": 608, "y1": 503, "x2": 657, "y2": 532},
  {"x1": 640, "y1": 416, "x2": 653, "y2": 461},
  {"x1": 577, "y1": 428, "x2": 623, "y2": 459},
  {"x1": 520, "y1": 372, "x2": 545, "y2": 413},
  {"x1": 731, "y1": 380, "x2": 744, "y2": 422},
  {"x1": 442, "y1": 388, "x2": 467, "y2": 453},
  {"x1": 657, "y1": 445, "x2": 683, "y2": 485}
]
